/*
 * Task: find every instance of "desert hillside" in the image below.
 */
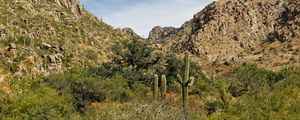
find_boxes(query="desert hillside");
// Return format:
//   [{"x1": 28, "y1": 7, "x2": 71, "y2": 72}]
[
  {"x1": 149, "y1": 0, "x2": 300, "y2": 73},
  {"x1": 0, "y1": 0, "x2": 299, "y2": 119},
  {"x1": 0, "y1": 0, "x2": 129, "y2": 79}
]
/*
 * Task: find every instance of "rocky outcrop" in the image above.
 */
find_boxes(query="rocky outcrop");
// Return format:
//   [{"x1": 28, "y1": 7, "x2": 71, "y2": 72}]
[
  {"x1": 120, "y1": 27, "x2": 140, "y2": 38},
  {"x1": 270, "y1": 0, "x2": 300, "y2": 42},
  {"x1": 157, "y1": 0, "x2": 300, "y2": 70},
  {"x1": 8, "y1": 43, "x2": 17, "y2": 52},
  {"x1": 148, "y1": 26, "x2": 178, "y2": 42},
  {"x1": 31, "y1": 0, "x2": 81, "y2": 14}
]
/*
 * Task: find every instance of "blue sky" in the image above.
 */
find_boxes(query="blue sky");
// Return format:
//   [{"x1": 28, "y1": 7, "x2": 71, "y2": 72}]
[{"x1": 79, "y1": 0, "x2": 214, "y2": 37}]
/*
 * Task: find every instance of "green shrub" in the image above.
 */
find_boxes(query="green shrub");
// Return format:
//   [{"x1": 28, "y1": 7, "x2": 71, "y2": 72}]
[
  {"x1": 96, "y1": 38, "x2": 161, "y2": 83},
  {"x1": 1, "y1": 87, "x2": 75, "y2": 120},
  {"x1": 206, "y1": 66, "x2": 300, "y2": 119},
  {"x1": 4, "y1": 36, "x2": 33, "y2": 46},
  {"x1": 85, "y1": 49, "x2": 98, "y2": 61},
  {"x1": 228, "y1": 64, "x2": 284, "y2": 96},
  {"x1": 111, "y1": 38, "x2": 158, "y2": 71},
  {"x1": 131, "y1": 82, "x2": 151, "y2": 101},
  {"x1": 209, "y1": 74, "x2": 300, "y2": 119},
  {"x1": 44, "y1": 68, "x2": 133, "y2": 111}
]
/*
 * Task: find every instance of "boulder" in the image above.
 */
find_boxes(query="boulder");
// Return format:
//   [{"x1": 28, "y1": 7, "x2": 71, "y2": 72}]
[
  {"x1": 41, "y1": 42, "x2": 52, "y2": 49},
  {"x1": 8, "y1": 43, "x2": 17, "y2": 51}
]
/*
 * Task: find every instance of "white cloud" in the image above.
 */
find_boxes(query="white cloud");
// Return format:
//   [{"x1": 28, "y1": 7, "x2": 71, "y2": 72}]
[{"x1": 92, "y1": 0, "x2": 214, "y2": 37}]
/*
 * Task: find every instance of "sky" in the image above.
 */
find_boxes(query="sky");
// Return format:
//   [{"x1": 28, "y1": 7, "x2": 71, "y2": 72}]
[{"x1": 79, "y1": 0, "x2": 214, "y2": 38}]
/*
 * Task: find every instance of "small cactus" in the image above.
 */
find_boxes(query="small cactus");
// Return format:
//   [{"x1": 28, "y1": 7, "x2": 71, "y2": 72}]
[
  {"x1": 161, "y1": 75, "x2": 167, "y2": 99},
  {"x1": 176, "y1": 51, "x2": 195, "y2": 108},
  {"x1": 153, "y1": 74, "x2": 168, "y2": 100},
  {"x1": 153, "y1": 74, "x2": 159, "y2": 100}
]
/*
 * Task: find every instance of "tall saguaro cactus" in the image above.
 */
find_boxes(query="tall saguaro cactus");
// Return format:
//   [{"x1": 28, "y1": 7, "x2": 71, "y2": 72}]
[
  {"x1": 176, "y1": 51, "x2": 195, "y2": 108},
  {"x1": 153, "y1": 74, "x2": 159, "y2": 100},
  {"x1": 161, "y1": 75, "x2": 167, "y2": 99}
]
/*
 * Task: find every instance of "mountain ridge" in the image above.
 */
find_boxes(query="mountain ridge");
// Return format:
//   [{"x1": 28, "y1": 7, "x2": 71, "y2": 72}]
[{"x1": 149, "y1": 0, "x2": 300, "y2": 72}]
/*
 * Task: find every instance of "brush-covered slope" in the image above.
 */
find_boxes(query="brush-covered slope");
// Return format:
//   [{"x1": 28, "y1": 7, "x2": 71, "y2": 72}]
[
  {"x1": 154, "y1": 0, "x2": 299, "y2": 71},
  {"x1": 0, "y1": 0, "x2": 128, "y2": 79}
]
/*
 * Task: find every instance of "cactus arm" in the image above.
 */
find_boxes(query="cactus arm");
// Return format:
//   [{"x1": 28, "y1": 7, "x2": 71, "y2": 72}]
[
  {"x1": 184, "y1": 51, "x2": 190, "y2": 84},
  {"x1": 176, "y1": 74, "x2": 183, "y2": 84},
  {"x1": 187, "y1": 77, "x2": 194, "y2": 87}
]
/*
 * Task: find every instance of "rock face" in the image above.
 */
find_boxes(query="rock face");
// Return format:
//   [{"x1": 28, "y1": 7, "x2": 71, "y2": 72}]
[
  {"x1": 120, "y1": 27, "x2": 140, "y2": 38},
  {"x1": 156, "y1": 0, "x2": 300, "y2": 70},
  {"x1": 148, "y1": 26, "x2": 178, "y2": 42}
]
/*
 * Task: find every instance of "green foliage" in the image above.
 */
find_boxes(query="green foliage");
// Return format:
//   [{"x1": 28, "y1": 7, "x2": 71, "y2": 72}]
[
  {"x1": 209, "y1": 74, "x2": 300, "y2": 119},
  {"x1": 96, "y1": 38, "x2": 161, "y2": 83},
  {"x1": 6, "y1": 62, "x2": 18, "y2": 73},
  {"x1": 83, "y1": 102, "x2": 188, "y2": 120},
  {"x1": 95, "y1": 39, "x2": 206, "y2": 92},
  {"x1": 1, "y1": 63, "x2": 299, "y2": 119},
  {"x1": 111, "y1": 38, "x2": 158, "y2": 71},
  {"x1": 1, "y1": 87, "x2": 75, "y2": 120},
  {"x1": 205, "y1": 66, "x2": 300, "y2": 119},
  {"x1": 131, "y1": 82, "x2": 151, "y2": 101},
  {"x1": 228, "y1": 64, "x2": 284, "y2": 97},
  {"x1": 4, "y1": 36, "x2": 34, "y2": 46},
  {"x1": 85, "y1": 49, "x2": 99, "y2": 61},
  {"x1": 44, "y1": 68, "x2": 134, "y2": 111}
]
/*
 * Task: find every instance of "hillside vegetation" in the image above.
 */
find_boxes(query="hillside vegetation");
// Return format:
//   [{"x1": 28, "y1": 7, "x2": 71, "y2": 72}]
[
  {"x1": 0, "y1": 0, "x2": 299, "y2": 119},
  {"x1": 1, "y1": 38, "x2": 300, "y2": 119},
  {"x1": 0, "y1": 0, "x2": 127, "y2": 79}
]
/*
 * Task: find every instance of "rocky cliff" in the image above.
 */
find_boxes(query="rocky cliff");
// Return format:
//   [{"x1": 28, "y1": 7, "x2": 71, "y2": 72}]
[
  {"x1": 153, "y1": 0, "x2": 299, "y2": 71},
  {"x1": 119, "y1": 27, "x2": 141, "y2": 38},
  {"x1": 148, "y1": 26, "x2": 178, "y2": 42}
]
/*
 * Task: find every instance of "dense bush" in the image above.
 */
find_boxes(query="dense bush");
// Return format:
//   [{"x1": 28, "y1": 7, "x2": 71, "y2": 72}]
[
  {"x1": 1, "y1": 87, "x2": 76, "y2": 119},
  {"x1": 204, "y1": 66, "x2": 300, "y2": 119},
  {"x1": 95, "y1": 39, "x2": 207, "y2": 90},
  {"x1": 227, "y1": 64, "x2": 284, "y2": 97},
  {"x1": 111, "y1": 38, "x2": 159, "y2": 71},
  {"x1": 208, "y1": 73, "x2": 300, "y2": 119},
  {"x1": 93, "y1": 38, "x2": 162, "y2": 84},
  {"x1": 44, "y1": 68, "x2": 134, "y2": 111}
]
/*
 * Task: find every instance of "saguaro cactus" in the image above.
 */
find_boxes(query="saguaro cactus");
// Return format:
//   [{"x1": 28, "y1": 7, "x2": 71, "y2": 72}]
[
  {"x1": 161, "y1": 75, "x2": 167, "y2": 99},
  {"x1": 153, "y1": 74, "x2": 168, "y2": 100},
  {"x1": 153, "y1": 74, "x2": 159, "y2": 100},
  {"x1": 176, "y1": 51, "x2": 195, "y2": 108}
]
